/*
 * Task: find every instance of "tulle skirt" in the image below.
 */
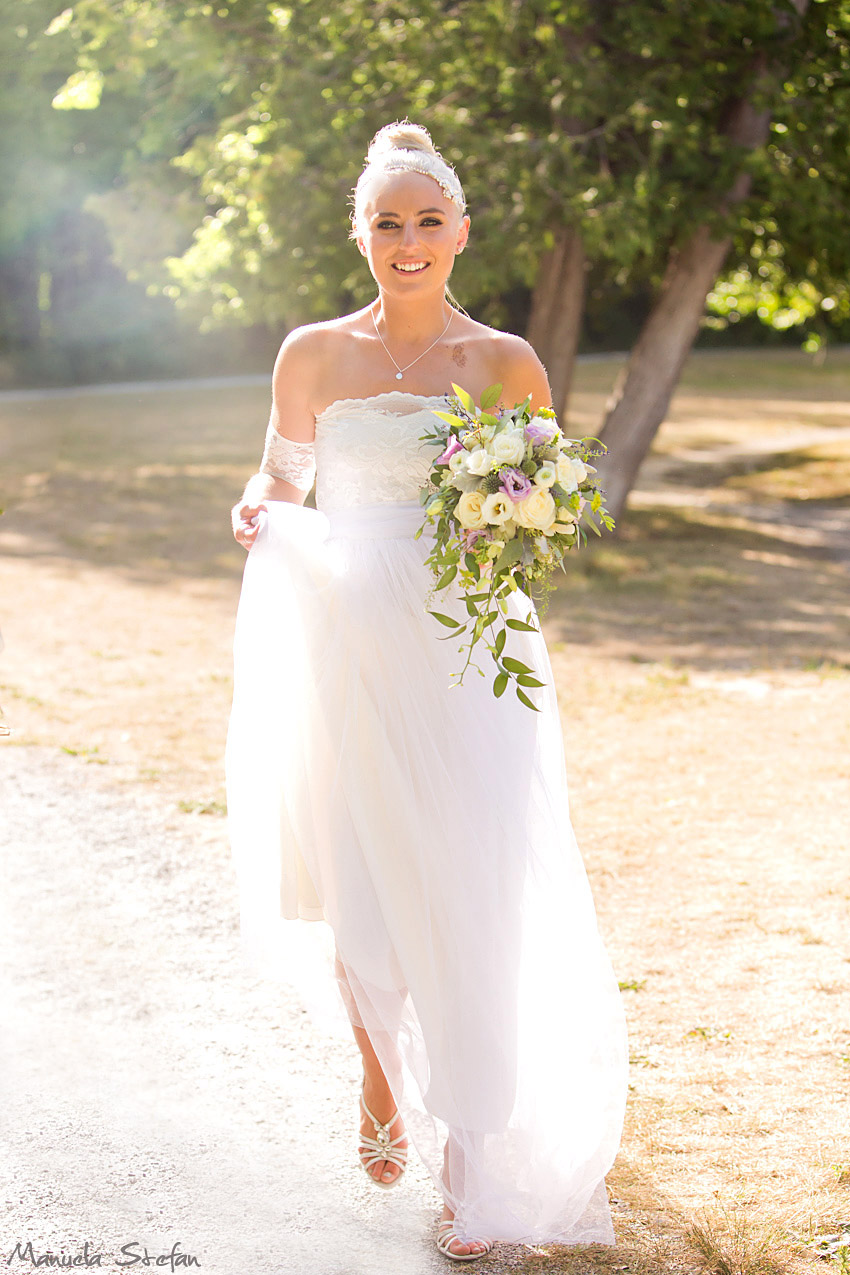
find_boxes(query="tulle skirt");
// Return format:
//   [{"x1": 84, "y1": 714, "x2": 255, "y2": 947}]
[{"x1": 225, "y1": 498, "x2": 628, "y2": 1244}]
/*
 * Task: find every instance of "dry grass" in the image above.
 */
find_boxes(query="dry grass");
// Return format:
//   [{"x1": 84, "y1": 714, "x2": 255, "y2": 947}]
[{"x1": 1, "y1": 346, "x2": 849, "y2": 1272}]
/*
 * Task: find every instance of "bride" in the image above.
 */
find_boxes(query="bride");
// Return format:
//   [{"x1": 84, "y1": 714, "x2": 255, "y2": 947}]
[{"x1": 227, "y1": 121, "x2": 628, "y2": 1263}]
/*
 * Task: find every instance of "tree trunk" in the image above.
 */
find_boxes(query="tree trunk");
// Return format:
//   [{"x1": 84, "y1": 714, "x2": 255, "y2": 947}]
[
  {"x1": 526, "y1": 226, "x2": 586, "y2": 420},
  {"x1": 595, "y1": 216, "x2": 742, "y2": 521},
  {"x1": 596, "y1": 5, "x2": 809, "y2": 522}
]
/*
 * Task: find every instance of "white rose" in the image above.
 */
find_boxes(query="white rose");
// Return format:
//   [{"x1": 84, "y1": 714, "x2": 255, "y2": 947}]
[
  {"x1": 466, "y1": 448, "x2": 494, "y2": 476},
  {"x1": 555, "y1": 457, "x2": 577, "y2": 491},
  {"x1": 481, "y1": 492, "x2": 515, "y2": 525},
  {"x1": 456, "y1": 490, "x2": 487, "y2": 529},
  {"x1": 490, "y1": 431, "x2": 527, "y2": 466},
  {"x1": 512, "y1": 485, "x2": 556, "y2": 531},
  {"x1": 557, "y1": 455, "x2": 588, "y2": 489}
]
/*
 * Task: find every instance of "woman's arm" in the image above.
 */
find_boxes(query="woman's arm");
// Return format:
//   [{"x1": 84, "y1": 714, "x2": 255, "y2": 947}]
[{"x1": 231, "y1": 328, "x2": 321, "y2": 550}]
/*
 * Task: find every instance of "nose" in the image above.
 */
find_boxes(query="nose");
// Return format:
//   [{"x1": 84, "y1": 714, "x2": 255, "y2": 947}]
[{"x1": 400, "y1": 218, "x2": 419, "y2": 248}]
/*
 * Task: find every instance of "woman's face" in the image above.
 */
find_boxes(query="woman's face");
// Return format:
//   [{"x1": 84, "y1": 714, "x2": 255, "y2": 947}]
[{"x1": 356, "y1": 170, "x2": 469, "y2": 298}]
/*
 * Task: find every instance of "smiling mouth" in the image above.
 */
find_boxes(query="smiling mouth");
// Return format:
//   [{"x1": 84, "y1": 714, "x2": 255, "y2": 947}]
[{"x1": 392, "y1": 261, "x2": 429, "y2": 273}]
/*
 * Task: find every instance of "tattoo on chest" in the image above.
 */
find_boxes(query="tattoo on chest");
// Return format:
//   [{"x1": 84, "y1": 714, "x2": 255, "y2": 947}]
[{"x1": 451, "y1": 342, "x2": 467, "y2": 368}]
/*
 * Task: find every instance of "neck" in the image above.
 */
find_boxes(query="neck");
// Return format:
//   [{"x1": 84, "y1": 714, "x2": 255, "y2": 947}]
[{"x1": 373, "y1": 290, "x2": 452, "y2": 345}]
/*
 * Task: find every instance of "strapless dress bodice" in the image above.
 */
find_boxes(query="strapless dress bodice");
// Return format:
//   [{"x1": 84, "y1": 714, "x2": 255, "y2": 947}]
[{"x1": 313, "y1": 391, "x2": 448, "y2": 516}]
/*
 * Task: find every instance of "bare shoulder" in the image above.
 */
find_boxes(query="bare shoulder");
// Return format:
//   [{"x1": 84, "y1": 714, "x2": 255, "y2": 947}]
[
  {"x1": 484, "y1": 328, "x2": 552, "y2": 410},
  {"x1": 272, "y1": 319, "x2": 340, "y2": 385},
  {"x1": 272, "y1": 310, "x2": 369, "y2": 411},
  {"x1": 455, "y1": 317, "x2": 551, "y2": 410},
  {"x1": 266, "y1": 322, "x2": 341, "y2": 441}
]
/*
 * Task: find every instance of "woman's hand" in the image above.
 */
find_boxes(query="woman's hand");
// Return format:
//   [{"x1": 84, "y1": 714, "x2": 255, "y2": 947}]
[{"x1": 232, "y1": 499, "x2": 267, "y2": 551}]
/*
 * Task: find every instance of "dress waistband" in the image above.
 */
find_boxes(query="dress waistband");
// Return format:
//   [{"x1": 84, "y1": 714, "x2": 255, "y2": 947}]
[{"x1": 323, "y1": 499, "x2": 435, "y2": 541}]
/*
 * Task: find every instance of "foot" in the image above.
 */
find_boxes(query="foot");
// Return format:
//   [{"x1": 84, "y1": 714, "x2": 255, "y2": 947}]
[
  {"x1": 438, "y1": 1204, "x2": 491, "y2": 1259},
  {"x1": 359, "y1": 1074, "x2": 408, "y2": 1186}
]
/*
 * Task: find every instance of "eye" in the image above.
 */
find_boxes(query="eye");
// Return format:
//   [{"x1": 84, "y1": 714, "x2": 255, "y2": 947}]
[
  {"x1": 421, "y1": 217, "x2": 443, "y2": 227},
  {"x1": 376, "y1": 219, "x2": 399, "y2": 230}
]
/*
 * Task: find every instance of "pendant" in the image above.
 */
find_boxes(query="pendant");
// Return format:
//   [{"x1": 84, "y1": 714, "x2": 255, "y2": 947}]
[{"x1": 395, "y1": 371, "x2": 403, "y2": 380}]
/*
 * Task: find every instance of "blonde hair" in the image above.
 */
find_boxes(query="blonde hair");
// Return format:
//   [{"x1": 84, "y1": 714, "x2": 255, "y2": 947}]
[{"x1": 350, "y1": 120, "x2": 469, "y2": 313}]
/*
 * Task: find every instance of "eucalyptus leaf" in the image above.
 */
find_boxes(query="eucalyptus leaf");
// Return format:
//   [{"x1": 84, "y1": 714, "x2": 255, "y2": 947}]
[
  {"x1": 429, "y1": 611, "x2": 462, "y2": 628},
  {"x1": 432, "y1": 411, "x2": 467, "y2": 430},
  {"x1": 451, "y1": 384, "x2": 476, "y2": 414},
  {"x1": 516, "y1": 686, "x2": 541, "y2": 712},
  {"x1": 493, "y1": 537, "x2": 524, "y2": 572}
]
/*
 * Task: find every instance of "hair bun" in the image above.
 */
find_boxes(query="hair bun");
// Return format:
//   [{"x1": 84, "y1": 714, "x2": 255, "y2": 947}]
[{"x1": 366, "y1": 120, "x2": 439, "y2": 163}]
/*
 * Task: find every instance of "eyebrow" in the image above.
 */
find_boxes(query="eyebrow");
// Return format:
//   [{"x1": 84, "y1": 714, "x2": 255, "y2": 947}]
[{"x1": 374, "y1": 208, "x2": 445, "y2": 217}]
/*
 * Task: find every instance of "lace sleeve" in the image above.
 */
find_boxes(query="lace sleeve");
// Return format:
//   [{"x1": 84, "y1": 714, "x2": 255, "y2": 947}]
[{"x1": 259, "y1": 422, "x2": 316, "y2": 492}]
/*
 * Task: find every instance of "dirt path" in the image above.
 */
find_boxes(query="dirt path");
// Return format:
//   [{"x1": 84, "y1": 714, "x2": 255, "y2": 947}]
[
  {"x1": 1, "y1": 747, "x2": 578, "y2": 1275},
  {"x1": 2, "y1": 351, "x2": 849, "y2": 1273}
]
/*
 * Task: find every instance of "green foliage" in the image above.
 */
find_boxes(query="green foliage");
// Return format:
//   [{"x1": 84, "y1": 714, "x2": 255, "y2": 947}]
[
  {"x1": 0, "y1": 0, "x2": 216, "y2": 380},
  {"x1": 5, "y1": 0, "x2": 850, "y2": 380},
  {"x1": 34, "y1": 0, "x2": 848, "y2": 346}
]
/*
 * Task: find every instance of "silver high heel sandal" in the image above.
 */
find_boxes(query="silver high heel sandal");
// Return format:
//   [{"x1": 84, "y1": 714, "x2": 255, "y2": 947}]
[
  {"x1": 436, "y1": 1219, "x2": 494, "y2": 1263},
  {"x1": 357, "y1": 1078, "x2": 408, "y2": 1188}
]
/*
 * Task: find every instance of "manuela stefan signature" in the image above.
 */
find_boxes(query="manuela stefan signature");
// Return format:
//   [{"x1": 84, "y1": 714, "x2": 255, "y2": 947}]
[{"x1": 5, "y1": 1240, "x2": 201, "y2": 1269}]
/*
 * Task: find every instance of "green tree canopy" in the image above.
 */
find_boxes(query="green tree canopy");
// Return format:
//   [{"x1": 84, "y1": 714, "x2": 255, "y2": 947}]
[
  {"x1": 61, "y1": 0, "x2": 850, "y2": 339},
  {"x1": 9, "y1": 0, "x2": 850, "y2": 507}
]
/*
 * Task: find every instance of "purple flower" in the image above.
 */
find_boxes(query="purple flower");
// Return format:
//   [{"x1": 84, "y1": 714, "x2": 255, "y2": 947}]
[
  {"x1": 524, "y1": 417, "x2": 557, "y2": 445},
  {"x1": 499, "y1": 467, "x2": 533, "y2": 501},
  {"x1": 436, "y1": 435, "x2": 464, "y2": 465},
  {"x1": 461, "y1": 529, "x2": 490, "y2": 552}
]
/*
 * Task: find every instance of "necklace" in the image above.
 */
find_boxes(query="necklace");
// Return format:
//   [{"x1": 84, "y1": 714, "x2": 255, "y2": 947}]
[{"x1": 371, "y1": 305, "x2": 453, "y2": 381}]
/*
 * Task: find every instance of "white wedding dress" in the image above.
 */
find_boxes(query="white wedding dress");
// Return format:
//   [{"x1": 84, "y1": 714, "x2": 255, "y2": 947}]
[{"x1": 225, "y1": 390, "x2": 628, "y2": 1244}]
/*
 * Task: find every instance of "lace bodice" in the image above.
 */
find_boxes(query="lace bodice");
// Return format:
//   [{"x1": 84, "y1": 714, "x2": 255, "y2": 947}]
[{"x1": 313, "y1": 392, "x2": 447, "y2": 514}]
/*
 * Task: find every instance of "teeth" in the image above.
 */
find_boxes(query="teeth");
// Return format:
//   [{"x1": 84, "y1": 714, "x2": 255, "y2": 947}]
[{"x1": 394, "y1": 262, "x2": 428, "y2": 272}]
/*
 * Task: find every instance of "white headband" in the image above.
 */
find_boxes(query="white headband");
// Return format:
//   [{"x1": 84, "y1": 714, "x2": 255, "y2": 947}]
[{"x1": 359, "y1": 148, "x2": 466, "y2": 214}]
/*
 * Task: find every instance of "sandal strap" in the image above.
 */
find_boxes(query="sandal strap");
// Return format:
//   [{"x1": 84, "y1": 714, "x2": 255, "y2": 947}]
[
  {"x1": 359, "y1": 1129, "x2": 408, "y2": 1152},
  {"x1": 436, "y1": 1221, "x2": 493, "y2": 1259},
  {"x1": 358, "y1": 1080, "x2": 408, "y2": 1176},
  {"x1": 359, "y1": 1147, "x2": 408, "y2": 1171},
  {"x1": 360, "y1": 1087, "x2": 401, "y2": 1132},
  {"x1": 359, "y1": 1088, "x2": 407, "y2": 1157},
  {"x1": 358, "y1": 1131, "x2": 408, "y2": 1164}
]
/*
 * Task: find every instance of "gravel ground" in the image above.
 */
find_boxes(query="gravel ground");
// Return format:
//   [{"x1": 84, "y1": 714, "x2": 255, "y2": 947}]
[{"x1": 1, "y1": 746, "x2": 568, "y2": 1275}]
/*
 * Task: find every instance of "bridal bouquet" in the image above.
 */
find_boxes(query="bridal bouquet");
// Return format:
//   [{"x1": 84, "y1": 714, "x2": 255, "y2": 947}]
[{"x1": 415, "y1": 383, "x2": 614, "y2": 711}]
